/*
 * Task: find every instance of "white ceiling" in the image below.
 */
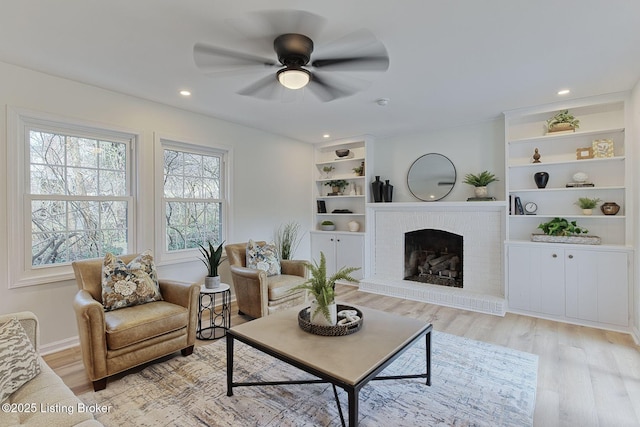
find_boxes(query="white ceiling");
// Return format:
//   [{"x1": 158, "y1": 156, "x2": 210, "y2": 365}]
[{"x1": 1, "y1": 1, "x2": 639, "y2": 143}]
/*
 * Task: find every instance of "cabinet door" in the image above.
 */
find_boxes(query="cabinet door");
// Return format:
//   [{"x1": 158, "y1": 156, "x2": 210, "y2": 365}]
[
  {"x1": 335, "y1": 234, "x2": 364, "y2": 280},
  {"x1": 310, "y1": 233, "x2": 337, "y2": 275},
  {"x1": 533, "y1": 246, "x2": 565, "y2": 316},
  {"x1": 507, "y1": 245, "x2": 534, "y2": 311},
  {"x1": 566, "y1": 249, "x2": 628, "y2": 326}
]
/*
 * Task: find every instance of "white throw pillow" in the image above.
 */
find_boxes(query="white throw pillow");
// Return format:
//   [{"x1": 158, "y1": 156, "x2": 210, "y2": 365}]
[
  {"x1": 0, "y1": 318, "x2": 41, "y2": 402},
  {"x1": 246, "y1": 240, "x2": 281, "y2": 276}
]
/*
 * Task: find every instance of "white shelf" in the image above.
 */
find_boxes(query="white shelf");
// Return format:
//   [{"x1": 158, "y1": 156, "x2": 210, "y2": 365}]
[
  {"x1": 510, "y1": 214, "x2": 625, "y2": 219},
  {"x1": 316, "y1": 156, "x2": 365, "y2": 166},
  {"x1": 508, "y1": 156, "x2": 625, "y2": 168},
  {"x1": 508, "y1": 127, "x2": 625, "y2": 144},
  {"x1": 510, "y1": 186, "x2": 624, "y2": 193}
]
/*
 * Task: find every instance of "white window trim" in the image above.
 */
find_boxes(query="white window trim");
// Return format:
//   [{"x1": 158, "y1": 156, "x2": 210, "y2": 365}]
[
  {"x1": 154, "y1": 133, "x2": 233, "y2": 265},
  {"x1": 7, "y1": 107, "x2": 140, "y2": 288}
]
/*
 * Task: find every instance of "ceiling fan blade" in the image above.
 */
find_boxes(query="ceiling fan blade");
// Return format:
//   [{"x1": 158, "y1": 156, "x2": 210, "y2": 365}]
[
  {"x1": 307, "y1": 73, "x2": 368, "y2": 102},
  {"x1": 193, "y1": 42, "x2": 277, "y2": 71},
  {"x1": 311, "y1": 29, "x2": 389, "y2": 71},
  {"x1": 311, "y1": 56, "x2": 389, "y2": 71},
  {"x1": 247, "y1": 9, "x2": 327, "y2": 40},
  {"x1": 237, "y1": 74, "x2": 281, "y2": 100}
]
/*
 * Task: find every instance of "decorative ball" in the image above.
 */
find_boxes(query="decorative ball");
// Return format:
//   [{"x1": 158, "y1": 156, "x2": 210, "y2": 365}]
[{"x1": 573, "y1": 172, "x2": 588, "y2": 183}]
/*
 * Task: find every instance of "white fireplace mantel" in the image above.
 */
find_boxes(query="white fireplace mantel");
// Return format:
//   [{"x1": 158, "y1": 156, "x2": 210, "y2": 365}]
[{"x1": 361, "y1": 201, "x2": 507, "y2": 315}]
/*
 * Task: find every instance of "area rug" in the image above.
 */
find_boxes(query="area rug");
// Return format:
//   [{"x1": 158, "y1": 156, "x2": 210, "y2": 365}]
[{"x1": 79, "y1": 331, "x2": 538, "y2": 426}]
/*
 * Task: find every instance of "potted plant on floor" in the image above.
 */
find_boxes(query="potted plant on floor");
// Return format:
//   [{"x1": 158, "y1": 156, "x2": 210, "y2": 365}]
[
  {"x1": 291, "y1": 252, "x2": 360, "y2": 326},
  {"x1": 575, "y1": 197, "x2": 601, "y2": 215},
  {"x1": 199, "y1": 240, "x2": 225, "y2": 288},
  {"x1": 463, "y1": 171, "x2": 499, "y2": 198},
  {"x1": 274, "y1": 221, "x2": 302, "y2": 260}
]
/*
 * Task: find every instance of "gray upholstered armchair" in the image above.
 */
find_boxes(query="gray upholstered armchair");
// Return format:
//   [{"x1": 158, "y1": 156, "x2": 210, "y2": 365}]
[
  {"x1": 72, "y1": 254, "x2": 200, "y2": 391},
  {"x1": 225, "y1": 241, "x2": 308, "y2": 318}
]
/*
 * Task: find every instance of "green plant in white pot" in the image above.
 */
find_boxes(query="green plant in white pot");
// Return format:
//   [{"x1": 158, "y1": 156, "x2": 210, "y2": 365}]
[
  {"x1": 199, "y1": 240, "x2": 225, "y2": 288},
  {"x1": 463, "y1": 171, "x2": 499, "y2": 198},
  {"x1": 291, "y1": 252, "x2": 360, "y2": 326}
]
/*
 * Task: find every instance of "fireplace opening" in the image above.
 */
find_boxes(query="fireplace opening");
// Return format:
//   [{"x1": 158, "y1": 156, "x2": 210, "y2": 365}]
[{"x1": 404, "y1": 229, "x2": 463, "y2": 288}]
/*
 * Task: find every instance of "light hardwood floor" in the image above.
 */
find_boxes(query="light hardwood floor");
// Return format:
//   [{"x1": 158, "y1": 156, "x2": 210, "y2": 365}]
[{"x1": 44, "y1": 284, "x2": 640, "y2": 426}]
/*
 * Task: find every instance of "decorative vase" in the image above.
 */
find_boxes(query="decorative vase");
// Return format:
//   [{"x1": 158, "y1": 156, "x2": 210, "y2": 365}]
[
  {"x1": 582, "y1": 208, "x2": 593, "y2": 216},
  {"x1": 474, "y1": 186, "x2": 488, "y2": 197},
  {"x1": 348, "y1": 220, "x2": 360, "y2": 232},
  {"x1": 371, "y1": 176, "x2": 383, "y2": 202},
  {"x1": 309, "y1": 300, "x2": 337, "y2": 326},
  {"x1": 382, "y1": 180, "x2": 393, "y2": 202},
  {"x1": 534, "y1": 172, "x2": 549, "y2": 189},
  {"x1": 601, "y1": 202, "x2": 620, "y2": 215},
  {"x1": 204, "y1": 276, "x2": 220, "y2": 289}
]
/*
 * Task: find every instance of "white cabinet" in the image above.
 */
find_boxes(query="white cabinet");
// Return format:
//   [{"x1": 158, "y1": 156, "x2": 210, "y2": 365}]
[
  {"x1": 507, "y1": 243, "x2": 629, "y2": 327},
  {"x1": 310, "y1": 232, "x2": 364, "y2": 281}
]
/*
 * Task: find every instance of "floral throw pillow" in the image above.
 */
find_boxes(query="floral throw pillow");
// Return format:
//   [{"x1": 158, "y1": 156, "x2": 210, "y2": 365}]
[
  {"x1": 101, "y1": 250, "x2": 163, "y2": 311},
  {"x1": 0, "y1": 318, "x2": 41, "y2": 403},
  {"x1": 246, "y1": 239, "x2": 281, "y2": 276}
]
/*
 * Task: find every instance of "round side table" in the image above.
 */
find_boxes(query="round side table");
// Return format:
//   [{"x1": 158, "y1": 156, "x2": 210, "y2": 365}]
[{"x1": 197, "y1": 283, "x2": 231, "y2": 340}]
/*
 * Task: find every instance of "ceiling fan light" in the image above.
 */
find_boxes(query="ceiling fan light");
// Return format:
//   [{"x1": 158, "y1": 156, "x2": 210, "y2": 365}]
[{"x1": 277, "y1": 68, "x2": 310, "y2": 90}]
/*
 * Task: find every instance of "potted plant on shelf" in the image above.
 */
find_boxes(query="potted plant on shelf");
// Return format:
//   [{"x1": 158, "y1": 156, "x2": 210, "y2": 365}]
[
  {"x1": 352, "y1": 163, "x2": 364, "y2": 176},
  {"x1": 320, "y1": 220, "x2": 335, "y2": 231},
  {"x1": 199, "y1": 240, "x2": 225, "y2": 288},
  {"x1": 322, "y1": 165, "x2": 334, "y2": 178},
  {"x1": 546, "y1": 109, "x2": 580, "y2": 133},
  {"x1": 575, "y1": 197, "x2": 601, "y2": 215},
  {"x1": 324, "y1": 179, "x2": 348, "y2": 195},
  {"x1": 462, "y1": 171, "x2": 499, "y2": 198},
  {"x1": 532, "y1": 217, "x2": 601, "y2": 244},
  {"x1": 290, "y1": 252, "x2": 360, "y2": 326}
]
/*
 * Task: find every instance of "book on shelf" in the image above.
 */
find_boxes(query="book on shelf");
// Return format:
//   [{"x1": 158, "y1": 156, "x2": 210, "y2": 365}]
[
  {"x1": 566, "y1": 182, "x2": 595, "y2": 187},
  {"x1": 514, "y1": 196, "x2": 524, "y2": 215}
]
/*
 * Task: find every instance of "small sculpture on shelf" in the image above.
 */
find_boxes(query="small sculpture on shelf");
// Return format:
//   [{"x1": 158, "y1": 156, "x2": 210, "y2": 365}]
[{"x1": 532, "y1": 148, "x2": 541, "y2": 163}]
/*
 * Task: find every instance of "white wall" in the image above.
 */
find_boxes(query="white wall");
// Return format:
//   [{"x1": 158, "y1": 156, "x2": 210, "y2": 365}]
[
  {"x1": 371, "y1": 119, "x2": 505, "y2": 202},
  {"x1": 631, "y1": 79, "x2": 640, "y2": 337},
  {"x1": 0, "y1": 61, "x2": 312, "y2": 348}
]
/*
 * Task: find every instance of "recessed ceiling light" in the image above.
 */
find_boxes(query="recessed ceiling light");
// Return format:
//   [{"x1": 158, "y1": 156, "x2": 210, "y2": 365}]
[
  {"x1": 557, "y1": 89, "x2": 570, "y2": 95},
  {"x1": 323, "y1": 134, "x2": 331, "y2": 139},
  {"x1": 179, "y1": 90, "x2": 191, "y2": 96}
]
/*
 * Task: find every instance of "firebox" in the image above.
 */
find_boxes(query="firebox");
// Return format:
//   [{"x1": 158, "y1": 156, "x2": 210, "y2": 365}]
[{"x1": 404, "y1": 229, "x2": 463, "y2": 288}]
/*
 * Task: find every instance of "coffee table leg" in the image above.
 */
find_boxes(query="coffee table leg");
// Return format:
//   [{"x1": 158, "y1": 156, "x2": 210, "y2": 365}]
[
  {"x1": 426, "y1": 330, "x2": 431, "y2": 386},
  {"x1": 348, "y1": 388, "x2": 359, "y2": 427},
  {"x1": 226, "y1": 334, "x2": 234, "y2": 396}
]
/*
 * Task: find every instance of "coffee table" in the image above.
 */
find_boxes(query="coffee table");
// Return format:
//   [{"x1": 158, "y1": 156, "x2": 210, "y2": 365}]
[{"x1": 226, "y1": 304, "x2": 432, "y2": 427}]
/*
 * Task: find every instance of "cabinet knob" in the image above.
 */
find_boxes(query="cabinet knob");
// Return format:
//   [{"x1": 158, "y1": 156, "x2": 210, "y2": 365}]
[
  {"x1": 337, "y1": 239, "x2": 340, "y2": 242},
  {"x1": 568, "y1": 254, "x2": 573, "y2": 259},
  {"x1": 330, "y1": 238, "x2": 334, "y2": 242},
  {"x1": 552, "y1": 253, "x2": 557, "y2": 258}
]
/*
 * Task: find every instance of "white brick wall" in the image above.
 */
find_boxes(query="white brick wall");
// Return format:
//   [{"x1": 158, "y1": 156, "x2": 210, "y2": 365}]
[{"x1": 361, "y1": 203, "x2": 506, "y2": 315}]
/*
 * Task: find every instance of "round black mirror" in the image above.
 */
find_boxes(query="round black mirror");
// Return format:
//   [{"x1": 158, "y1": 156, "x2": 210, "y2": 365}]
[{"x1": 407, "y1": 153, "x2": 456, "y2": 201}]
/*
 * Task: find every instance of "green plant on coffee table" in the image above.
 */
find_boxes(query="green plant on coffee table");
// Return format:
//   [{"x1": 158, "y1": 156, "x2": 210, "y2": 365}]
[
  {"x1": 289, "y1": 252, "x2": 360, "y2": 323},
  {"x1": 462, "y1": 171, "x2": 499, "y2": 187},
  {"x1": 537, "y1": 218, "x2": 588, "y2": 236},
  {"x1": 575, "y1": 197, "x2": 601, "y2": 209}
]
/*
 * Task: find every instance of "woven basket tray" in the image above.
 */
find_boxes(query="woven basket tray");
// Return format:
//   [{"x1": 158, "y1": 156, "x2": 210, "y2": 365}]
[
  {"x1": 298, "y1": 304, "x2": 363, "y2": 336},
  {"x1": 531, "y1": 234, "x2": 601, "y2": 245}
]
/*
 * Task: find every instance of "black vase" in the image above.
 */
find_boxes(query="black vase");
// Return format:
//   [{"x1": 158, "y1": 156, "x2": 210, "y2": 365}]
[
  {"x1": 371, "y1": 176, "x2": 383, "y2": 202},
  {"x1": 534, "y1": 172, "x2": 549, "y2": 189},
  {"x1": 383, "y1": 180, "x2": 393, "y2": 202}
]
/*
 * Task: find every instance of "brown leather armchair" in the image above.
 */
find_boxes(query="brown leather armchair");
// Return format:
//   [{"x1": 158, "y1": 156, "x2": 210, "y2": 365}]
[
  {"x1": 225, "y1": 242, "x2": 308, "y2": 318},
  {"x1": 72, "y1": 254, "x2": 200, "y2": 391}
]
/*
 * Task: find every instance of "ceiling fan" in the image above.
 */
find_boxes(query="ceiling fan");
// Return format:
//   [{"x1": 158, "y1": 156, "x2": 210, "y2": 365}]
[{"x1": 193, "y1": 10, "x2": 390, "y2": 102}]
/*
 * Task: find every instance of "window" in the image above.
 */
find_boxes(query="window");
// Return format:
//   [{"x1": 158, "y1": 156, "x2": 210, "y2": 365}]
[
  {"x1": 158, "y1": 138, "x2": 228, "y2": 260},
  {"x1": 8, "y1": 108, "x2": 136, "y2": 287}
]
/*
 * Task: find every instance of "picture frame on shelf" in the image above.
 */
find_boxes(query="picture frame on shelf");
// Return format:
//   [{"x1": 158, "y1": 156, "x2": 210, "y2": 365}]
[
  {"x1": 576, "y1": 146, "x2": 594, "y2": 160},
  {"x1": 317, "y1": 200, "x2": 327, "y2": 213},
  {"x1": 592, "y1": 139, "x2": 614, "y2": 158}
]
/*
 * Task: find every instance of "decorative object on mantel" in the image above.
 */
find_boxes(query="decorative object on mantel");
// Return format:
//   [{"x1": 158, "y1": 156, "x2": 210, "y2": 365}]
[
  {"x1": 601, "y1": 202, "x2": 620, "y2": 216},
  {"x1": 383, "y1": 179, "x2": 394, "y2": 202},
  {"x1": 463, "y1": 170, "x2": 499, "y2": 198},
  {"x1": 533, "y1": 171, "x2": 549, "y2": 189},
  {"x1": 546, "y1": 109, "x2": 579, "y2": 133},
  {"x1": 298, "y1": 304, "x2": 363, "y2": 336},
  {"x1": 199, "y1": 240, "x2": 225, "y2": 289},
  {"x1": 371, "y1": 175, "x2": 384, "y2": 202},
  {"x1": 289, "y1": 252, "x2": 360, "y2": 327},
  {"x1": 533, "y1": 217, "x2": 601, "y2": 245},
  {"x1": 532, "y1": 148, "x2": 541, "y2": 163},
  {"x1": 575, "y1": 197, "x2": 601, "y2": 215},
  {"x1": 592, "y1": 138, "x2": 614, "y2": 158}
]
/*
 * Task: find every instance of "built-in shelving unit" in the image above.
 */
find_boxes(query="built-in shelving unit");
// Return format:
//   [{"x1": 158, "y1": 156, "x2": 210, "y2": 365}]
[{"x1": 503, "y1": 94, "x2": 633, "y2": 331}]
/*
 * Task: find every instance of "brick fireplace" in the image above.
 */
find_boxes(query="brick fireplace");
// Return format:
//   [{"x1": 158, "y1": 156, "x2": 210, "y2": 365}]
[{"x1": 361, "y1": 202, "x2": 506, "y2": 315}]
